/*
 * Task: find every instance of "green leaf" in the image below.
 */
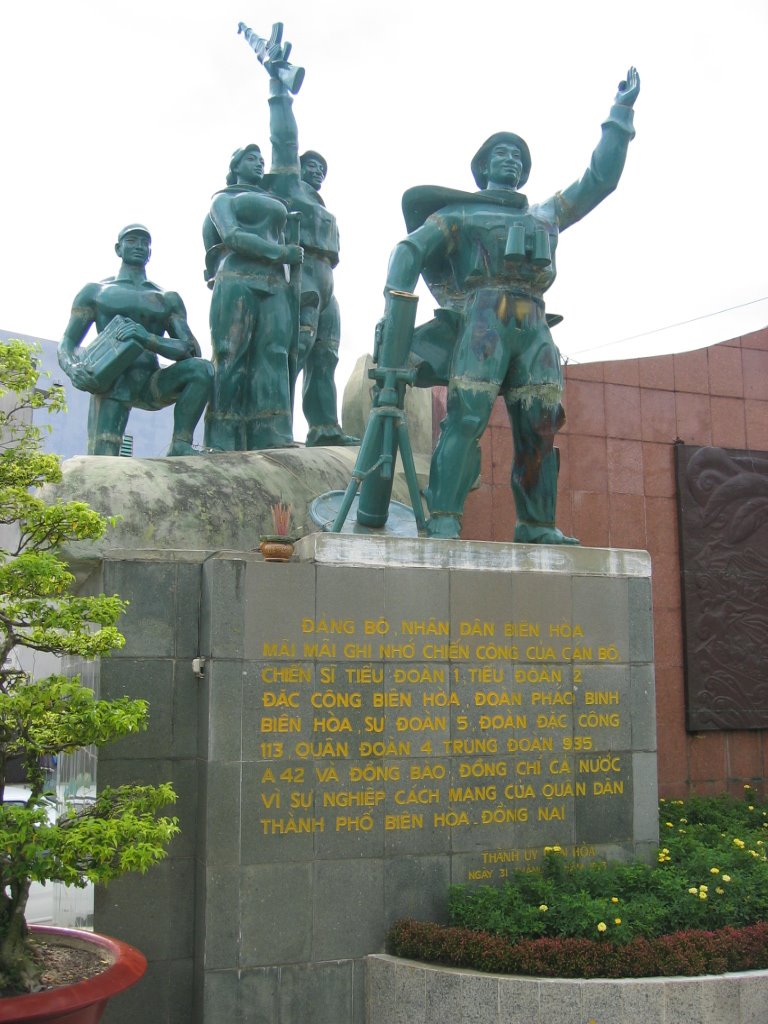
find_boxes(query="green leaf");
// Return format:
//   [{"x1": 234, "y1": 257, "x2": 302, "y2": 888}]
[{"x1": 0, "y1": 340, "x2": 178, "y2": 988}]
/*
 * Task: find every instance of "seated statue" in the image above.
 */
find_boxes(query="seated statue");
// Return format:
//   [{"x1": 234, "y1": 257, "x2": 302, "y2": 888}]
[{"x1": 58, "y1": 225, "x2": 213, "y2": 456}]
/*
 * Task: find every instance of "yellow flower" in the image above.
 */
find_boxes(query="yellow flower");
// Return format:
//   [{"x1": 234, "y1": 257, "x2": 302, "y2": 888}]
[
  {"x1": 699, "y1": 892, "x2": 707, "y2": 900},
  {"x1": 699, "y1": 885, "x2": 708, "y2": 892},
  {"x1": 715, "y1": 887, "x2": 725, "y2": 894},
  {"x1": 710, "y1": 867, "x2": 720, "y2": 874},
  {"x1": 597, "y1": 922, "x2": 607, "y2": 933},
  {"x1": 614, "y1": 918, "x2": 622, "y2": 926},
  {"x1": 748, "y1": 806, "x2": 755, "y2": 811},
  {"x1": 722, "y1": 874, "x2": 731, "y2": 882},
  {"x1": 733, "y1": 838, "x2": 745, "y2": 848},
  {"x1": 688, "y1": 887, "x2": 698, "y2": 895},
  {"x1": 665, "y1": 821, "x2": 674, "y2": 828},
  {"x1": 611, "y1": 896, "x2": 619, "y2": 903},
  {"x1": 539, "y1": 904, "x2": 548, "y2": 912}
]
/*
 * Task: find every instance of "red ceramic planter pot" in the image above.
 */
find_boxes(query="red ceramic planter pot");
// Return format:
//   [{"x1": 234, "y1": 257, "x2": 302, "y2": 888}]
[{"x1": 0, "y1": 926, "x2": 146, "y2": 1024}]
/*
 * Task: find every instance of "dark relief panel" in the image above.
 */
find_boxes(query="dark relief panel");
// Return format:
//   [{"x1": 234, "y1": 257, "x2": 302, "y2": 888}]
[{"x1": 676, "y1": 444, "x2": 768, "y2": 731}]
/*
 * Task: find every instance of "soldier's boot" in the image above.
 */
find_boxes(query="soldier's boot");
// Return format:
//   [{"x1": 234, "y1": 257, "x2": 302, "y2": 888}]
[
  {"x1": 508, "y1": 399, "x2": 578, "y2": 545},
  {"x1": 304, "y1": 338, "x2": 359, "y2": 447}
]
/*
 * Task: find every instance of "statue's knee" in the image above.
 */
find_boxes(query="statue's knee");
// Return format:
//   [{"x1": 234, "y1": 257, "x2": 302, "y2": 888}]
[
  {"x1": 554, "y1": 402, "x2": 565, "y2": 433},
  {"x1": 310, "y1": 342, "x2": 339, "y2": 372},
  {"x1": 186, "y1": 358, "x2": 215, "y2": 384},
  {"x1": 535, "y1": 403, "x2": 564, "y2": 441},
  {"x1": 445, "y1": 386, "x2": 493, "y2": 440},
  {"x1": 453, "y1": 414, "x2": 483, "y2": 440}
]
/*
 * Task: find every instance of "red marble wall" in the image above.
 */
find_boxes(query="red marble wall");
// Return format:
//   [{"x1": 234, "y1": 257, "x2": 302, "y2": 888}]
[{"x1": 458, "y1": 326, "x2": 768, "y2": 797}]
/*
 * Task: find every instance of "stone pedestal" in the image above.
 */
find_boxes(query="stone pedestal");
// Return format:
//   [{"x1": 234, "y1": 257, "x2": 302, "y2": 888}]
[{"x1": 86, "y1": 535, "x2": 656, "y2": 1024}]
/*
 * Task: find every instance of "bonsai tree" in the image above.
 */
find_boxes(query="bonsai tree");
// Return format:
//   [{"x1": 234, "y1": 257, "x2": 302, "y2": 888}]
[{"x1": 0, "y1": 339, "x2": 178, "y2": 993}]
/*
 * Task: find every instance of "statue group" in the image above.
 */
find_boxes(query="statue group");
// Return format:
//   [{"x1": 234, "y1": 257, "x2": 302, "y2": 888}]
[
  {"x1": 58, "y1": 23, "x2": 355, "y2": 458},
  {"x1": 57, "y1": 23, "x2": 640, "y2": 545}
]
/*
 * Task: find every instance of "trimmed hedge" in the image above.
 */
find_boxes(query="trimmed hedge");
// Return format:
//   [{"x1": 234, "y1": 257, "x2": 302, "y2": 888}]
[{"x1": 387, "y1": 917, "x2": 768, "y2": 979}]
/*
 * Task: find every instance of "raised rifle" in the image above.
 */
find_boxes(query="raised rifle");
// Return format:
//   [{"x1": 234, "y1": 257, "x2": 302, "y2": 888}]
[{"x1": 237, "y1": 21, "x2": 305, "y2": 94}]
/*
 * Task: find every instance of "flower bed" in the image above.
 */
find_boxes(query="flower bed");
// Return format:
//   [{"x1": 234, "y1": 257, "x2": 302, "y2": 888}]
[
  {"x1": 388, "y1": 918, "x2": 768, "y2": 978},
  {"x1": 388, "y1": 791, "x2": 768, "y2": 980},
  {"x1": 374, "y1": 793, "x2": 768, "y2": 1022}
]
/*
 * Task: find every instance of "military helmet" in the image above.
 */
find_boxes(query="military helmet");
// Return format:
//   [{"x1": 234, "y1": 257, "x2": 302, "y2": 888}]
[{"x1": 470, "y1": 132, "x2": 531, "y2": 190}]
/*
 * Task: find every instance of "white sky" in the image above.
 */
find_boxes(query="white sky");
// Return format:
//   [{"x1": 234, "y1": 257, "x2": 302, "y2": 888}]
[{"x1": 2, "y1": 1, "x2": 767, "y2": 438}]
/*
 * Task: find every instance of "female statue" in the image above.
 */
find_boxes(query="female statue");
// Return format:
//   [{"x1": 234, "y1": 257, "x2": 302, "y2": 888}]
[{"x1": 203, "y1": 144, "x2": 303, "y2": 450}]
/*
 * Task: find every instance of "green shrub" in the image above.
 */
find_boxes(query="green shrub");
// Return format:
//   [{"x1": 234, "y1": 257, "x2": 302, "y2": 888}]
[
  {"x1": 388, "y1": 918, "x2": 768, "y2": 978},
  {"x1": 389, "y1": 791, "x2": 768, "y2": 976},
  {"x1": 0, "y1": 340, "x2": 178, "y2": 993}
]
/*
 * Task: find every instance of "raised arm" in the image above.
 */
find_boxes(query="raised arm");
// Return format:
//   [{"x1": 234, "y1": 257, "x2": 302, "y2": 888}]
[
  {"x1": 550, "y1": 67, "x2": 640, "y2": 232},
  {"x1": 244, "y1": 21, "x2": 302, "y2": 189},
  {"x1": 268, "y1": 78, "x2": 300, "y2": 186}
]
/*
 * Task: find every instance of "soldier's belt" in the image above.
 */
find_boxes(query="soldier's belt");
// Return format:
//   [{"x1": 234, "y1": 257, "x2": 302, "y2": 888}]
[
  {"x1": 496, "y1": 287, "x2": 546, "y2": 312},
  {"x1": 302, "y1": 246, "x2": 338, "y2": 262}
]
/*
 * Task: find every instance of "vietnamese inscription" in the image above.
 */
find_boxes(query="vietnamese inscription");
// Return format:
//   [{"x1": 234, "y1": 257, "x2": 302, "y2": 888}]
[{"x1": 252, "y1": 615, "x2": 628, "y2": 874}]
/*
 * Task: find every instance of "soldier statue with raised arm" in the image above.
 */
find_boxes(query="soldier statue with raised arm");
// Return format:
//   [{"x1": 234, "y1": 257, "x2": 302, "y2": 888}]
[
  {"x1": 244, "y1": 21, "x2": 358, "y2": 446},
  {"x1": 356, "y1": 69, "x2": 640, "y2": 542}
]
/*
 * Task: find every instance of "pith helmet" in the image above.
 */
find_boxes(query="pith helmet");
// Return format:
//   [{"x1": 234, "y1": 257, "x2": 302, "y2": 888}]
[{"x1": 471, "y1": 132, "x2": 531, "y2": 189}]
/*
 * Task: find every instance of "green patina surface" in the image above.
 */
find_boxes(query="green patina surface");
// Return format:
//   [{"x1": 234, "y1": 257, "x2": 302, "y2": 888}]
[
  {"x1": 355, "y1": 68, "x2": 640, "y2": 545},
  {"x1": 57, "y1": 225, "x2": 213, "y2": 457}
]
